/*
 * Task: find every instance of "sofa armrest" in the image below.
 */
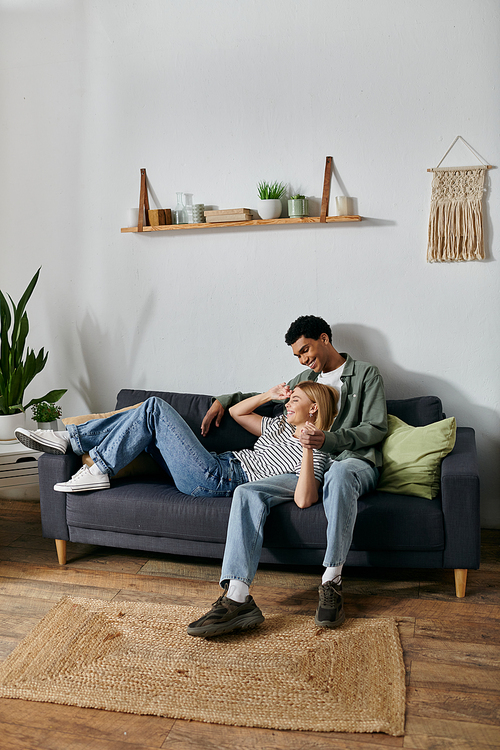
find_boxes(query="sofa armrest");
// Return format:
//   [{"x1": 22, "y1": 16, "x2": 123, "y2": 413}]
[
  {"x1": 441, "y1": 427, "x2": 480, "y2": 569},
  {"x1": 38, "y1": 452, "x2": 81, "y2": 541}
]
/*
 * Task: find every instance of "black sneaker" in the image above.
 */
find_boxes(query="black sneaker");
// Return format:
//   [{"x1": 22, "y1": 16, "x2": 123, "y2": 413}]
[
  {"x1": 315, "y1": 579, "x2": 346, "y2": 628},
  {"x1": 187, "y1": 587, "x2": 265, "y2": 638}
]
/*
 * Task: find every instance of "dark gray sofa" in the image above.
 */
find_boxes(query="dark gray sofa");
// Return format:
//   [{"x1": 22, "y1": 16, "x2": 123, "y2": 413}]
[{"x1": 38, "y1": 389, "x2": 480, "y2": 597}]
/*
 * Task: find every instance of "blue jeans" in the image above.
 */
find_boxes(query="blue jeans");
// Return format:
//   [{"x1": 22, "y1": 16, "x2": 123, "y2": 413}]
[
  {"x1": 220, "y1": 458, "x2": 380, "y2": 586},
  {"x1": 66, "y1": 397, "x2": 247, "y2": 497}
]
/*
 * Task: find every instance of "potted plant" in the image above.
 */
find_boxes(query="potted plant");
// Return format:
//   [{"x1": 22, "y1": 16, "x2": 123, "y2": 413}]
[
  {"x1": 288, "y1": 194, "x2": 309, "y2": 218},
  {"x1": 257, "y1": 180, "x2": 287, "y2": 220},
  {"x1": 31, "y1": 401, "x2": 63, "y2": 430},
  {"x1": 0, "y1": 268, "x2": 67, "y2": 440}
]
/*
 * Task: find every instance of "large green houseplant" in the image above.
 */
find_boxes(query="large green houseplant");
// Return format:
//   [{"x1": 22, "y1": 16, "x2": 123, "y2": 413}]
[{"x1": 0, "y1": 268, "x2": 66, "y2": 438}]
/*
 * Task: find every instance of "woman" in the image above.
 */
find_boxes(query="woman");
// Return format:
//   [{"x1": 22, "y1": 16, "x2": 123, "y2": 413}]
[{"x1": 15, "y1": 382, "x2": 338, "y2": 504}]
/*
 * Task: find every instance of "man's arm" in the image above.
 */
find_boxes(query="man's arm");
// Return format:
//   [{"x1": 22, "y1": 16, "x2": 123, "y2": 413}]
[{"x1": 200, "y1": 392, "x2": 262, "y2": 436}]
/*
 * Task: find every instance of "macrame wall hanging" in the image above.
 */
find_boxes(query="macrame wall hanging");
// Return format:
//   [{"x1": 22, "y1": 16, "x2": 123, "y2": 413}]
[{"x1": 427, "y1": 136, "x2": 492, "y2": 263}]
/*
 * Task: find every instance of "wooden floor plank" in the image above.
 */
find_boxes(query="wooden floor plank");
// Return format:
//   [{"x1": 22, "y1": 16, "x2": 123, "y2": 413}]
[
  {"x1": 0, "y1": 576, "x2": 120, "y2": 604},
  {"x1": 414, "y1": 616, "x2": 500, "y2": 646},
  {"x1": 408, "y1": 660, "x2": 500, "y2": 693},
  {"x1": 403, "y1": 636, "x2": 500, "y2": 669},
  {"x1": 403, "y1": 715, "x2": 500, "y2": 748},
  {"x1": 0, "y1": 699, "x2": 173, "y2": 748},
  {"x1": 162, "y1": 719, "x2": 404, "y2": 749},
  {"x1": 405, "y1": 686, "x2": 500, "y2": 726},
  {"x1": 0, "y1": 719, "x2": 165, "y2": 750}
]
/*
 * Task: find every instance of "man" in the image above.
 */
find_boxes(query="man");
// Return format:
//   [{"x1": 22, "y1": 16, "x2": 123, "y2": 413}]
[{"x1": 187, "y1": 315, "x2": 387, "y2": 637}]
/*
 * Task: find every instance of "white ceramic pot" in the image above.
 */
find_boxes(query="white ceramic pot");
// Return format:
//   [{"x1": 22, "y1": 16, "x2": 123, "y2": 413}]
[
  {"x1": 37, "y1": 421, "x2": 58, "y2": 431},
  {"x1": 0, "y1": 412, "x2": 25, "y2": 441},
  {"x1": 258, "y1": 199, "x2": 282, "y2": 220}
]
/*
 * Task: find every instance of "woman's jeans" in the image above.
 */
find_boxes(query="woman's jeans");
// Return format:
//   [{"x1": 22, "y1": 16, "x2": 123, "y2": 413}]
[
  {"x1": 220, "y1": 459, "x2": 380, "y2": 586},
  {"x1": 66, "y1": 397, "x2": 247, "y2": 497}
]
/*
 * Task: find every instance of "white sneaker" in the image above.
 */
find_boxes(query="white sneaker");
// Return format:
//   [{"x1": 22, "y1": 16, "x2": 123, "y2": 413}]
[
  {"x1": 15, "y1": 427, "x2": 70, "y2": 455},
  {"x1": 54, "y1": 464, "x2": 110, "y2": 493}
]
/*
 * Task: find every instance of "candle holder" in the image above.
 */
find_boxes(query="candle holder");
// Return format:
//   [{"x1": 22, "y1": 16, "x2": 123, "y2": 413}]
[{"x1": 335, "y1": 196, "x2": 352, "y2": 216}]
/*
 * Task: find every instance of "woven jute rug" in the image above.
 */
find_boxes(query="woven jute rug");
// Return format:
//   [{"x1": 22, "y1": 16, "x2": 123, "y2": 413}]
[{"x1": 0, "y1": 597, "x2": 406, "y2": 736}]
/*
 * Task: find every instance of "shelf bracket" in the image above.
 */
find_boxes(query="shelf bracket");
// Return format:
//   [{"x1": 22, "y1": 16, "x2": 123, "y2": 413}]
[
  {"x1": 320, "y1": 156, "x2": 333, "y2": 223},
  {"x1": 137, "y1": 168, "x2": 150, "y2": 232}
]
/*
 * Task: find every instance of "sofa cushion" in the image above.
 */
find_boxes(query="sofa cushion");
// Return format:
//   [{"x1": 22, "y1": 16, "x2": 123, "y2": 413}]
[
  {"x1": 385, "y1": 396, "x2": 443, "y2": 427},
  {"x1": 351, "y1": 491, "x2": 444, "y2": 550},
  {"x1": 65, "y1": 476, "x2": 444, "y2": 553},
  {"x1": 62, "y1": 403, "x2": 143, "y2": 426},
  {"x1": 377, "y1": 415, "x2": 456, "y2": 499},
  {"x1": 66, "y1": 480, "x2": 233, "y2": 545}
]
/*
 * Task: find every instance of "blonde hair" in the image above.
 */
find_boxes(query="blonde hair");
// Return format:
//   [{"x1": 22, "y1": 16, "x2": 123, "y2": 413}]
[{"x1": 294, "y1": 381, "x2": 339, "y2": 432}]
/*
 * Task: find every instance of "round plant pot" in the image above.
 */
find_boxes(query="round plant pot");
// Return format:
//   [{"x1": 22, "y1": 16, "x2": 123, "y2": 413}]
[
  {"x1": 37, "y1": 421, "x2": 58, "y2": 431},
  {"x1": 288, "y1": 198, "x2": 309, "y2": 218},
  {"x1": 0, "y1": 412, "x2": 25, "y2": 442},
  {"x1": 258, "y1": 199, "x2": 282, "y2": 220}
]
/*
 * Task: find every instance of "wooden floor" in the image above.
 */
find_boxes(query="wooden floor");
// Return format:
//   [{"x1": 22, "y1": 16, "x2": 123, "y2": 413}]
[{"x1": 0, "y1": 496, "x2": 499, "y2": 750}]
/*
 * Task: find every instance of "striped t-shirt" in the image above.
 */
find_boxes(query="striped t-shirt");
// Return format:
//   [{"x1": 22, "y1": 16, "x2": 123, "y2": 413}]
[{"x1": 234, "y1": 416, "x2": 328, "y2": 483}]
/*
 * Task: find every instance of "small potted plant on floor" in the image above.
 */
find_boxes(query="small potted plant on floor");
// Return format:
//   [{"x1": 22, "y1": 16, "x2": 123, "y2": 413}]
[
  {"x1": 31, "y1": 401, "x2": 63, "y2": 430},
  {"x1": 0, "y1": 268, "x2": 67, "y2": 440},
  {"x1": 257, "y1": 180, "x2": 287, "y2": 220},
  {"x1": 288, "y1": 194, "x2": 309, "y2": 218}
]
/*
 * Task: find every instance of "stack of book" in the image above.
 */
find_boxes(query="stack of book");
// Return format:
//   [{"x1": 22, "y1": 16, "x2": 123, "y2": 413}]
[{"x1": 204, "y1": 208, "x2": 253, "y2": 223}]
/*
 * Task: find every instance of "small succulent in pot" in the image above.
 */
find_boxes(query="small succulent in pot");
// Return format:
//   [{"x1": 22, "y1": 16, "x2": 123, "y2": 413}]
[
  {"x1": 31, "y1": 401, "x2": 63, "y2": 424},
  {"x1": 288, "y1": 194, "x2": 309, "y2": 218}
]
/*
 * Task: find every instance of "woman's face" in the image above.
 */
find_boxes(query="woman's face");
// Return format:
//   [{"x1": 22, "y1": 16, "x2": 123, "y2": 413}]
[{"x1": 285, "y1": 388, "x2": 317, "y2": 427}]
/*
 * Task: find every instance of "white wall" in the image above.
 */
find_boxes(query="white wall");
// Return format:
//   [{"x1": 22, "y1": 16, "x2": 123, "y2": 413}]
[{"x1": 1, "y1": 0, "x2": 499, "y2": 525}]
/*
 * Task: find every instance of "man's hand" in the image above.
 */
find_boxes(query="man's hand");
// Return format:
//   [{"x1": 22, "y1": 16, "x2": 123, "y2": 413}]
[
  {"x1": 201, "y1": 400, "x2": 225, "y2": 437},
  {"x1": 299, "y1": 422, "x2": 325, "y2": 449}
]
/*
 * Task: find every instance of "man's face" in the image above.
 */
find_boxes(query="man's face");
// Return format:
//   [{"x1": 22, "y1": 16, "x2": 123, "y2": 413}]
[{"x1": 290, "y1": 335, "x2": 330, "y2": 373}]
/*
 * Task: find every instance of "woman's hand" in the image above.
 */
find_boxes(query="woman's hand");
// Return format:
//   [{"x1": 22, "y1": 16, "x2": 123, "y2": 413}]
[
  {"x1": 267, "y1": 382, "x2": 293, "y2": 401},
  {"x1": 300, "y1": 421, "x2": 319, "y2": 448}
]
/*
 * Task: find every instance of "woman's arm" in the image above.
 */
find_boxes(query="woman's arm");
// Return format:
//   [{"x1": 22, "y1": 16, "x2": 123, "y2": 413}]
[
  {"x1": 294, "y1": 422, "x2": 321, "y2": 509},
  {"x1": 229, "y1": 383, "x2": 291, "y2": 436}
]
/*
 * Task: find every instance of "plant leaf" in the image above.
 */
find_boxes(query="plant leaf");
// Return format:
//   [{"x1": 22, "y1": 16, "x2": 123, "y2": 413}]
[{"x1": 24, "y1": 389, "x2": 67, "y2": 411}]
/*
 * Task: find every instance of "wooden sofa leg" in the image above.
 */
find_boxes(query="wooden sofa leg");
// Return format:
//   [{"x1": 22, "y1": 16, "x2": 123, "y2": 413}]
[
  {"x1": 55, "y1": 540, "x2": 67, "y2": 565},
  {"x1": 454, "y1": 568, "x2": 467, "y2": 598}
]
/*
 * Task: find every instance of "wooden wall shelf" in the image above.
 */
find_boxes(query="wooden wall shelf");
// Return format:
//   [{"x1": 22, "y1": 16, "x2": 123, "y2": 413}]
[
  {"x1": 121, "y1": 215, "x2": 361, "y2": 233},
  {"x1": 121, "y1": 158, "x2": 361, "y2": 234}
]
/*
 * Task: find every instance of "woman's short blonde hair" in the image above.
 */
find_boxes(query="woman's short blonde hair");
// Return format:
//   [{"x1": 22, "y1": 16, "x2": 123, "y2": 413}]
[{"x1": 294, "y1": 381, "x2": 339, "y2": 432}]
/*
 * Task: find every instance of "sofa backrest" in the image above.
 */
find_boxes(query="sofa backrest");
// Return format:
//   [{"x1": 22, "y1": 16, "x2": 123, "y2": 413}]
[
  {"x1": 115, "y1": 390, "x2": 445, "y2": 453},
  {"x1": 115, "y1": 389, "x2": 274, "y2": 453}
]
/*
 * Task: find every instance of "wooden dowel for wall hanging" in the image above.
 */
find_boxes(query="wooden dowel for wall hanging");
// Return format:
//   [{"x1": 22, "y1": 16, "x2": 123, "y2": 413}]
[
  {"x1": 427, "y1": 166, "x2": 492, "y2": 172},
  {"x1": 320, "y1": 156, "x2": 333, "y2": 223}
]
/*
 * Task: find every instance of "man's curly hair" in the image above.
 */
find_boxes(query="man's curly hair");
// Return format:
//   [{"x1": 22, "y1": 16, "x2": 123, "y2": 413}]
[{"x1": 284, "y1": 315, "x2": 332, "y2": 346}]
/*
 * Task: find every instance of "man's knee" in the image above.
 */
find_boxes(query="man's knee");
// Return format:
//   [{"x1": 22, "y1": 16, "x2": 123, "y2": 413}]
[
  {"x1": 324, "y1": 460, "x2": 358, "y2": 487},
  {"x1": 323, "y1": 459, "x2": 378, "y2": 498}
]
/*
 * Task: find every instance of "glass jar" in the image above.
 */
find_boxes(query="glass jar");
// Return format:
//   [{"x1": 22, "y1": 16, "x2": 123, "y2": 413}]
[{"x1": 172, "y1": 192, "x2": 187, "y2": 224}]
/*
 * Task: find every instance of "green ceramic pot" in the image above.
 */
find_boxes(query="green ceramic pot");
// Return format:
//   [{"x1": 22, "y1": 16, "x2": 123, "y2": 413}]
[{"x1": 288, "y1": 198, "x2": 309, "y2": 218}]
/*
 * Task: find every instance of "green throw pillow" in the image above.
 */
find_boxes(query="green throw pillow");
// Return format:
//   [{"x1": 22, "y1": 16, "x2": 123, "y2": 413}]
[{"x1": 377, "y1": 414, "x2": 457, "y2": 499}]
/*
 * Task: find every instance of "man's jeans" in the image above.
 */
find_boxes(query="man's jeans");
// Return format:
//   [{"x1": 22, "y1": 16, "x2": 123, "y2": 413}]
[
  {"x1": 220, "y1": 458, "x2": 380, "y2": 586},
  {"x1": 66, "y1": 397, "x2": 247, "y2": 497}
]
